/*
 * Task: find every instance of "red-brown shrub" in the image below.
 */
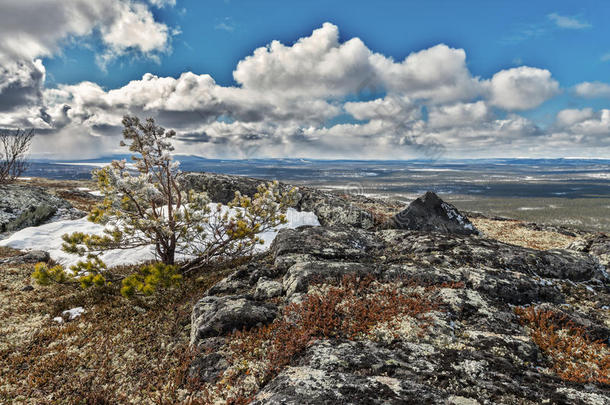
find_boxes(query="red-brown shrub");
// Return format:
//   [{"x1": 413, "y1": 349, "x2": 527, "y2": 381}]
[
  {"x1": 200, "y1": 274, "x2": 461, "y2": 403},
  {"x1": 515, "y1": 306, "x2": 609, "y2": 385}
]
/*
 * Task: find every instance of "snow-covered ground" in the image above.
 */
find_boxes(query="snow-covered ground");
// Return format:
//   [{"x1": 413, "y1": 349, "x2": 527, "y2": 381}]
[{"x1": 0, "y1": 207, "x2": 319, "y2": 268}]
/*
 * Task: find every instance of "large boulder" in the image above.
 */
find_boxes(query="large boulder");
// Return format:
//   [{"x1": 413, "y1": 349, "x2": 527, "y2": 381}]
[
  {"x1": 188, "y1": 181, "x2": 610, "y2": 403},
  {"x1": 190, "y1": 295, "x2": 278, "y2": 344},
  {"x1": 386, "y1": 192, "x2": 478, "y2": 235},
  {"x1": 0, "y1": 184, "x2": 83, "y2": 235}
]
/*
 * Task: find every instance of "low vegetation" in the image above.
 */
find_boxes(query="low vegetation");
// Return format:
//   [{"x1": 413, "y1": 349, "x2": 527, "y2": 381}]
[
  {"x1": 0, "y1": 253, "x2": 237, "y2": 404},
  {"x1": 515, "y1": 305, "x2": 610, "y2": 385},
  {"x1": 192, "y1": 275, "x2": 463, "y2": 404},
  {"x1": 472, "y1": 218, "x2": 576, "y2": 250}
]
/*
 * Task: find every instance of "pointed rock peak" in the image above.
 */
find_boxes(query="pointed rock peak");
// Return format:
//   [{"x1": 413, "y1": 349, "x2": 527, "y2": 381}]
[{"x1": 389, "y1": 191, "x2": 479, "y2": 235}]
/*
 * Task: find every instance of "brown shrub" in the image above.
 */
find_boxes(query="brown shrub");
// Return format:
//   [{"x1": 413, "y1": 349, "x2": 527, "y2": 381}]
[
  {"x1": 198, "y1": 275, "x2": 460, "y2": 404},
  {"x1": 515, "y1": 306, "x2": 610, "y2": 385}
]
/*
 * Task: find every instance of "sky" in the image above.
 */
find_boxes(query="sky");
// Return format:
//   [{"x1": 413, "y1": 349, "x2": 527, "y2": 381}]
[{"x1": 1, "y1": 0, "x2": 610, "y2": 160}]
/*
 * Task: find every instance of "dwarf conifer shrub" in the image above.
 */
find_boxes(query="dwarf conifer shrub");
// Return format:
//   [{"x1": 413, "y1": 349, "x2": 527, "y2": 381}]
[{"x1": 32, "y1": 115, "x2": 296, "y2": 297}]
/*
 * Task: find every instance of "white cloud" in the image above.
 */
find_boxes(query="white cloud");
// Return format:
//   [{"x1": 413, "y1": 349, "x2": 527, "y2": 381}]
[
  {"x1": 573, "y1": 81, "x2": 610, "y2": 98},
  {"x1": 558, "y1": 109, "x2": 610, "y2": 136},
  {"x1": 0, "y1": 0, "x2": 173, "y2": 121},
  {"x1": 97, "y1": 1, "x2": 172, "y2": 67},
  {"x1": 149, "y1": 0, "x2": 176, "y2": 8},
  {"x1": 372, "y1": 44, "x2": 482, "y2": 103},
  {"x1": 0, "y1": 0, "x2": 172, "y2": 65},
  {"x1": 215, "y1": 17, "x2": 236, "y2": 32},
  {"x1": 234, "y1": 24, "x2": 482, "y2": 104},
  {"x1": 487, "y1": 67, "x2": 560, "y2": 110},
  {"x1": 0, "y1": 59, "x2": 46, "y2": 111},
  {"x1": 427, "y1": 101, "x2": 491, "y2": 129},
  {"x1": 547, "y1": 13, "x2": 591, "y2": 29},
  {"x1": 556, "y1": 108, "x2": 595, "y2": 127},
  {"x1": 2, "y1": 21, "x2": 606, "y2": 159},
  {"x1": 344, "y1": 96, "x2": 419, "y2": 121},
  {"x1": 234, "y1": 23, "x2": 375, "y2": 98}
]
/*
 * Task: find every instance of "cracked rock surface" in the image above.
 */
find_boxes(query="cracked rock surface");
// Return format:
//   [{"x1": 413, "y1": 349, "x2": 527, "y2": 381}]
[{"x1": 187, "y1": 180, "x2": 610, "y2": 404}]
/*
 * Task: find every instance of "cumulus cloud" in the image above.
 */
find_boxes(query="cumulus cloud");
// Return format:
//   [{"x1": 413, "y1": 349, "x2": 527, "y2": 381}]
[
  {"x1": 555, "y1": 108, "x2": 595, "y2": 127},
  {"x1": 556, "y1": 109, "x2": 610, "y2": 136},
  {"x1": 573, "y1": 81, "x2": 610, "y2": 98},
  {"x1": 0, "y1": 0, "x2": 173, "y2": 125},
  {"x1": 372, "y1": 44, "x2": 482, "y2": 103},
  {"x1": 427, "y1": 101, "x2": 491, "y2": 129},
  {"x1": 0, "y1": 60, "x2": 46, "y2": 112},
  {"x1": 96, "y1": 2, "x2": 173, "y2": 67},
  {"x1": 487, "y1": 67, "x2": 560, "y2": 110},
  {"x1": 234, "y1": 23, "x2": 375, "y2": 98},
  {"x1": 0, "y1": 21, "x2": 604, "y2": 158},
  {"x1": 0, "y1": 1, "x2": 172, "y2": 65},
  {"x1": 234, "y1": 23, "x2": 482, "y2": 104}
]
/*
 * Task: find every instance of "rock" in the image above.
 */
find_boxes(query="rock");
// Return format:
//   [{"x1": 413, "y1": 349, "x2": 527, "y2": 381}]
[
  {"x1": 253, "y1": 278, "x2": 283, "y2": 300},
  {"x1": 271, "y1": 226, "x2": 382, "y2": 267},
  {"x1": 0, "y1": 184, "x2": 83, "y2": 235},
  {"x1": 569, "y1": 233, "x2": 610, "y2": 269},
  {"x1": 20, "y1": 285, "x2": 34, "y2": 292},
  {"x1": 283, "y1": 261, "x2": 377, "y2": 298},
  {"x1": 0, "y1": 250, "x2": 49, "y2": 265},
  {"x1": 386, "y1": 192, "x2": 478, "y2": 235},
  {"x1": 295, "y1": 188, "x2": 375, "y2": 229},
  {"x1": 190, "y1": 295, "x2": 277, "y2": 344},
  {"x1": 181, "y1": 172, "x2": 264, "y2": 205},
  {"x1": 58, "y1": 188, "x2": 103, "y2": 201},
  {"x1": 189, "y1": 351, "x2": 230, "y2": 383},
  {"x1": 182, "y1": 172, "x2": 375, "y2": 229},
  {"x1": 252, "y1": 365, "x2": 442, "y2": 404},
  {"x1": 188, "y1": 175, "x2": 610, "y2": 403},
  {"x1": 379, "y1": 230, "x2": 604, "y2": 282}
]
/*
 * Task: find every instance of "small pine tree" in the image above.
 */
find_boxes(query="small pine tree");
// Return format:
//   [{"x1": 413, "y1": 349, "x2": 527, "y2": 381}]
[{"x1": 35, "y1": 115, "x2": 296, "y2": 297}]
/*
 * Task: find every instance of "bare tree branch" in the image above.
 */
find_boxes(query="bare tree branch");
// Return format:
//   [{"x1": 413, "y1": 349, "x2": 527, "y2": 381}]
[{"x1": 0, "y1": 128, "x2": 34, "y2": 184}]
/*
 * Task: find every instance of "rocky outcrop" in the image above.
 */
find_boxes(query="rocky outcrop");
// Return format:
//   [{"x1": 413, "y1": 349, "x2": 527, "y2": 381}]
[
  {"x1": 386, "y1": 191, "x2": 478, "y2": 235},
  {"x1": 181, "y1": 172, "x2": 263, "y2": 205},
  {"x1": 0, "y1": 250, "x2": 49, "y2": 265},
  {"x1": 182, "y1": 172, "x2": 375, "y2": 229},
  {"x1": 190, "y1": 196, "x2": 610, "y2": 403},
  {"x1": 0, "y1": 184, "x2": 83, "y2": 235},
  {"x1": 569, "y1": 233, "x2": 610, "y2": 269}
]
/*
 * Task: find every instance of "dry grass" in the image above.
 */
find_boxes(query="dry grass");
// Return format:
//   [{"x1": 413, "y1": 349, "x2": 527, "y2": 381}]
[
  {"x1": 0, "y1": 251, "x2": 234, "y2": 404},
  {"x1": 16, "y1": 177, "x2": 94, "y2": 190},
  {"x1": 516, "y1": 306, "x2": 610, "y2": 385},
  {"x1": 472, "y1": 218, "x2": 576, "y2": 250}
]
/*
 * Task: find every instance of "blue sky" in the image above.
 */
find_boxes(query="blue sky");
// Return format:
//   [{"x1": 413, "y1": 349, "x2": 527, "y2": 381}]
[
  {"x1": 1, "y1": 0, "x2": 610, "y2": 159},
  {"x1": 45, "y1": 1, "x2": 610, "y2": 89}
]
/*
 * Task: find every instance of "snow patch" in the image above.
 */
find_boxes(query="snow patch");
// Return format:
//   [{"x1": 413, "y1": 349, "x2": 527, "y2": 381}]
[
  {"x1": 62, "y1": 307, "x2": 85, "y2": 320},
  {"x1": 0, "y1": 206, "x2": 320, "y2": 268}
]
